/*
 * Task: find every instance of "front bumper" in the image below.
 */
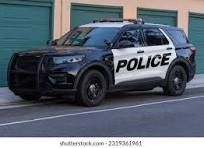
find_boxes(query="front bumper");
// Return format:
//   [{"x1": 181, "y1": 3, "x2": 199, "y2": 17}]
[{"x1": 8, "y1": 54, "x2": 80, "y2": 96}]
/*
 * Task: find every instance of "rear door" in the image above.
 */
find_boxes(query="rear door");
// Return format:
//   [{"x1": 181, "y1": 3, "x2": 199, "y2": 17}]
[
  {"x1": 140, "y1": 28, "x2": 176, "y2": 80},
  {"x1": 113, "y1": 27, "x2": 176, "y2": 85}
]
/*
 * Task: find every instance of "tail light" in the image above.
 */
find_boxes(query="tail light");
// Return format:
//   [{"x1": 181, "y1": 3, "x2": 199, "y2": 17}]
[{"x1": 190, "y1": 47, "x2": 196, "y2": 56}]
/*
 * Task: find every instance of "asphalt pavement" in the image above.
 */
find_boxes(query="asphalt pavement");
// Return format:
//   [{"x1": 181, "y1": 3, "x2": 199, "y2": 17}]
[{"x1": 0, "y1": 87, "x2": 203, "y2": 137}]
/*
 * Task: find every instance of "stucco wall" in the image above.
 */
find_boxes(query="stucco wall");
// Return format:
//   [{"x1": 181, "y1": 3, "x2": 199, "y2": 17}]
[{"x1": 54, "y1": 0, "x2": 204, "y2": 38}]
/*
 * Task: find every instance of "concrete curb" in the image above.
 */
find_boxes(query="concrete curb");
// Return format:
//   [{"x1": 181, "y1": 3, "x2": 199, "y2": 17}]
[
  {"x1": 187, "y1": 74, "x2": 204, "y2": 89},
  {"x1": 0, "y1": 88, "x2": 22, "y2": 105},
  {"x1": 0, "y1": 74, "x2": 204, "y2": 105}
]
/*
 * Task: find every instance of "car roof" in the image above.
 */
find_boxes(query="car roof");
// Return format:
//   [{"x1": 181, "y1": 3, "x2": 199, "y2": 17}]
[
  {"x1": 80, "y1": 22, "x2": 132, "y2": 28},
  {"x1": 80, "y1": 21, "x2": 180, "y2": 30}
]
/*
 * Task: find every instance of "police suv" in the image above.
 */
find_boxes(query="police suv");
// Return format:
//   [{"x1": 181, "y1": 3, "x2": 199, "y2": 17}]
[{"x1": 8, "y1": 19, "x2": 196, "y2": 106}]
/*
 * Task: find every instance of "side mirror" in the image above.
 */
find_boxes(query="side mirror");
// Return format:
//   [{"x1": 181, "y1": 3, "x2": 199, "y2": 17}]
[
  {"x1": 118, "y1": 40, "x2": 134, "y2": 49},
  {"x1": 47, "y1": 39, "x2": 58, "y2": 46},
  {"x1": 104, "y1": 39, "x2": 113, "y2": 48}
]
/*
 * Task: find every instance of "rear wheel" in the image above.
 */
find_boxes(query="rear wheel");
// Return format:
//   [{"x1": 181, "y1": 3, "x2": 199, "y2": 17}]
[
  {"x1": 163, "y1": 65, "x2": 187, "y2": 96},
  {"x1": 76, "y1": 70, "x2": 107, "y2": 107},
  {"x1": 19, "y1": 94, "x2": 41, "y2": 101}
]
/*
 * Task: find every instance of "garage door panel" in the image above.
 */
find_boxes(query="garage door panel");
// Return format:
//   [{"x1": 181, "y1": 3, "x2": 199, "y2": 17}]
[
  {"x1": 72, "y1": 10, "x2": 120, "y2": 26},
  {"x1": 0, "y1": 28, "x2": 30, "y2": 38},
  {"x1": 190, "y1": 23, "x2": 204, "y2": 27},
  {"x1": 197, "y1": 50, "x2": 204, "y2": 55},
  {"x1": 189, "y1": 13, "x2": 204, "y2": 73},
  {"x1": 138, "y1": 8, "x2": 177, "y2": 26},
  {"x1": 0, "y1": 18, "x2": 30, "y2": 27},
  {"x1": 0, "y1": 2, "x2": 52, "y2": 86},
  {"x1": 71, "y1": 4, "x2": 122, "y2": 28},
  {"x1": 139, "y1": 15, "x2": 175, "y2": 25},
  {"x1": 197, "y1": 58, "x2": 204, "y2": 72},
  {"x1": 190, "y1": 39, "x2": 204, "y2": 44},
  {"x1": 0, "y1": 5, "x2": 51, "y2": 45},
  {"x1": 0, "y1": 28, "x2": 48, "y2": 48},
  {"x1": 189, "y1": 26, "x2": 204, "y2": 31}
]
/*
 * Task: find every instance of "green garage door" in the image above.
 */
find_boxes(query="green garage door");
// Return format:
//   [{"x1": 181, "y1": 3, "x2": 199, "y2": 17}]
[
  {"x1": 0, "y1": 1, "x2": 53, "y2": 86},
  {"x1": 138, "y1": 8, "x2": 177, "y2": 26},
  {"x1": 189, "y1": 13, "x2": 204, "y2": 73},
  {"x1": 71, "y1": 4, "x2": 123, "y2": 28}
]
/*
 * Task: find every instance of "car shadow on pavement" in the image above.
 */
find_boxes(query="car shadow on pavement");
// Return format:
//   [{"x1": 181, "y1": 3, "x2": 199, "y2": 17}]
[{"x1": 21, "y1": 87, "x2": 197, "y2": 108}]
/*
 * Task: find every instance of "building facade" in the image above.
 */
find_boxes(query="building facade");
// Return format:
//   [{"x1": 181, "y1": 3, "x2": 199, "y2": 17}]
[{"x1": 0, "y1": 0, "x2": 204, "y2": 86}]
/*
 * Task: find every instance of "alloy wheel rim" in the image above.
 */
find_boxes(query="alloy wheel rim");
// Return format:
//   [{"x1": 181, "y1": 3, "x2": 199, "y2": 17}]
[
  {"x1": 173, "y1": 70, "x2": 184, "y2": 90},
  {"x1": 87, "y1": 78, "x2": 102, "y2": 100}
]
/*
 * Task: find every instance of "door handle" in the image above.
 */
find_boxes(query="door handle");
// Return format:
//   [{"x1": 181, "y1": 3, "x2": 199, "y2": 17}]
[
  {"x1": 167, "y1": 47, "x2": 173, "y2": 50},
  {"x1": 137, "y1": 50, "x2": 144, "y2": 54}
]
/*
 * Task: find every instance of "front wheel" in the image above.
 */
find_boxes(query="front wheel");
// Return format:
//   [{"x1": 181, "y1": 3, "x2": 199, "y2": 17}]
[
  {"x1": 163, "y1": 65, "x2": 187, "y2": 96},
  {"x1": 76, "y1": 70, "x2": 107, "y2": 107}
]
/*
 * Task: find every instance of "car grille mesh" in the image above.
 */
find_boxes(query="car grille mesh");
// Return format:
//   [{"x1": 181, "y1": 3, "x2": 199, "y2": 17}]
[
  {"x1": 15, "y1": 56, "x2": 41, "y2": 72},
  {"x1": 11, "y1": 55, "x2": 42, "y2": 89}
]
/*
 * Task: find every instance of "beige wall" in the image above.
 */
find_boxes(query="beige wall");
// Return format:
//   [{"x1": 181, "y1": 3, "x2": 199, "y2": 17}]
[{"x1": 54, "y1": 0, "x2": 204, "y2": 38}]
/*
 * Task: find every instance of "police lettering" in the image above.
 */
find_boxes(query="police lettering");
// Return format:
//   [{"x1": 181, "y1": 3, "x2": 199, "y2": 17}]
[{"x1": 116, "y1": 53, "x2": 172, "y2": 73}]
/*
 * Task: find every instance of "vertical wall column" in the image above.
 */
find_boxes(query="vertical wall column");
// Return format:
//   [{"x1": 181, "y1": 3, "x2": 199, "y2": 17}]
[
  {"x1": 53, "y1": 0, "x2": 70, "y2": 39},
  {"x1": 123, "y1": 1, "x2": 137, "y2": 19},
  {"x1": 62, "y1": 0, "x2": 70, "y2": 35},
  {"x1": 53, "y1": 0, "x2": 62, "y2": 39},
  {"x1": 177, "y1": 9, "x2": 189, "y2": 35}
]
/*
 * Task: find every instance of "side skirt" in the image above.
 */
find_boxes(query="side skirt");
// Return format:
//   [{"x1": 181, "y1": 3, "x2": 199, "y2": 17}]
[{"x1": 109, "y1": 77, "x2": 163, "y2": 92}]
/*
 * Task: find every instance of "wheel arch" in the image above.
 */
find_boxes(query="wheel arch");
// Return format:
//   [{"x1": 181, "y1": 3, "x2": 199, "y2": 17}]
[
  {"x1": 73, "y1": 62, "x2": 114, "y2": 90},
  {"x1": 164, "y1": 57, "x2": 191, "y2": 85}
]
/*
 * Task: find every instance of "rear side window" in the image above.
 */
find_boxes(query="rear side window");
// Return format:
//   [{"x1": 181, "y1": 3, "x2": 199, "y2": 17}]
[
  {"x1": 167, "y1": 30, "x2": 189, "y2": 45},
  {"x1": 143, "y1": 28, "x2": 169, "y2": 46}
]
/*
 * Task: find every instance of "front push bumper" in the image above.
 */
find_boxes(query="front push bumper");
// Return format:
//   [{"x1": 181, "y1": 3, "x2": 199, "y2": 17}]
[{"x1": 8, "y1": 54, "x2": 81, "y2": 97}]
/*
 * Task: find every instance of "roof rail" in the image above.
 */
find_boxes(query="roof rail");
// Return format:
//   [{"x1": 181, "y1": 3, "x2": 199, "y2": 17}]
[{"x1": 93, "y1": 18, "x2": 144, "y2": 24}]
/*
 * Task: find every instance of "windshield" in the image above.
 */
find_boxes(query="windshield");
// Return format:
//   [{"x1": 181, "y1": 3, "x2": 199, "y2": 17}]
[{"x1": 56, "y1": 27, "x2": 120, "y2": 48}]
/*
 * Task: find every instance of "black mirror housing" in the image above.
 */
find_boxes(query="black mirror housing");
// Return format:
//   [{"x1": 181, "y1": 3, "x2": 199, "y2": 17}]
[{"x1": 47, "y1": 39, "x2": 58, "y2": 46}]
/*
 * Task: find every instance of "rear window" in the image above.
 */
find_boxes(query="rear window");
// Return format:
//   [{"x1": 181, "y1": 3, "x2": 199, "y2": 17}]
[{"x1": 167, "y1": 30, "x2": 189, "y2": 45}]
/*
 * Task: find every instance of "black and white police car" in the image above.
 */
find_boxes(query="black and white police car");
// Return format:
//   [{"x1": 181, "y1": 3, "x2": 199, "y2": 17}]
[{"x1": 8, "y1": 19, "x2": 196, "y2": 106}]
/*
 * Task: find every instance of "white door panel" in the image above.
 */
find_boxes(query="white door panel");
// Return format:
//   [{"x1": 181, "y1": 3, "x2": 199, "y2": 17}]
[
  {"x1": 112, "y1": 28, "x2": 176, "y2": 85},
  {"x1": 112, "y1": 47, "x2": 144, "y2": 84}
]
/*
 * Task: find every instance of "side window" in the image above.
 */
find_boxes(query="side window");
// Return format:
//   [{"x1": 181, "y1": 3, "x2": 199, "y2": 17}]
[
  {"x1": 118, "y1": 29, "x2": 144, "y2": 48},
  {"x1": 143, "y1": 28, "x2": 169, "y2": 46},
  {"x1": 167, "y1": 30, "x2": 189, "y2": 45}
]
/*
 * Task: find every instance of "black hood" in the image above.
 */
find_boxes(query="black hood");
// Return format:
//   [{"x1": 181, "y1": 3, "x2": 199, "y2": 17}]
[{"x1": 18, "y1": 46, "x2": 101, "y2": 56}]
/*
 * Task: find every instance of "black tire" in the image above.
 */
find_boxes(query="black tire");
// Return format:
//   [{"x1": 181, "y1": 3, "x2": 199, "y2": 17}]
[
  {"x1": 163, "y1": 65, "x2": 187, "y2": 96},
  {"x1": 76, "y1": 70, "x2": 107, "y2": 107},
  {"x1": 19, "y1": 94, "x2": 41, "y2": 101}
]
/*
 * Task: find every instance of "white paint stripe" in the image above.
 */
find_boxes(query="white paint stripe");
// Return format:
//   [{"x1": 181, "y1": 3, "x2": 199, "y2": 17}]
[{"x1": 0, "y1": 95, "x2": 203, "y2": 127}]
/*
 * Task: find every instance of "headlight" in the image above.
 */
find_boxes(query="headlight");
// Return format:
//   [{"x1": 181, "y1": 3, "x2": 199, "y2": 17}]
[{"x1": 53, "y1": 55, "x2": 85, "y2": 64}]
